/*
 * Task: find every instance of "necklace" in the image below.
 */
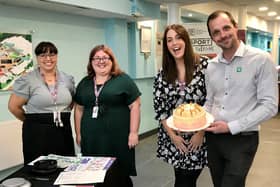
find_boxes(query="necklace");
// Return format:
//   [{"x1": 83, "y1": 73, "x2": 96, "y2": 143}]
[
  {"x1": 178, "y1": 81, "x2": 185, "y2": 91},
  {"x1": 38, "y1": 67, "x2": 56, "y2": 84}
]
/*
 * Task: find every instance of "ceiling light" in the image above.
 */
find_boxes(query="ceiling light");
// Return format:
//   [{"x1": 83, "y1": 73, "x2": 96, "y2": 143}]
[
  {"x1": 259, "y1": 7, "x2": 268, "y2": 11},
  {"x1": 268, "y1": 11, "x2": 277, "y2": 16},
  {"x1": 274, "y1": 0, "x2": 280, "y2": 2},
  {"x1": 276, "y1": 16, "x2": 280, "y2": 20},
  {"x1": 188, "y1": 13, "x2": 193, "y2": 17}
]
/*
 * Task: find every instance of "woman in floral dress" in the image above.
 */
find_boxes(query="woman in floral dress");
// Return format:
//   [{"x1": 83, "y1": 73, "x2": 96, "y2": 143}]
[{"x1": 153, "y1": 24, "x2": 208, "y2": 187}]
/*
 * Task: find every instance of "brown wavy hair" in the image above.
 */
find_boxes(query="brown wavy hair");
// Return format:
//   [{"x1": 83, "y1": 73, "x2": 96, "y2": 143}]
[
  {"x1": 87, "y1": 44, "x2": 123, "y2": 78},
  {"x1": 162, "y1": 24, "x2": 199, "y2": 85}
]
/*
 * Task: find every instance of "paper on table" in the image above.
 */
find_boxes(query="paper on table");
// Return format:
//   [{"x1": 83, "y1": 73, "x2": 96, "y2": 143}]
[
  {"x1": 29, "y1": 155, "x2": 116, "y2": 170},
  {"x1": 54, "y1": 157, "x2": 115, "y2": 185},
  {"x1": 28, "y1": 156, "x2": 115, "y2": 185},
  {"x1": 64, "y1": 157, "x2": 115, "y2": 172},
  {"x1": 54, "y1": 170, "x2": 106, "y2": 185}
]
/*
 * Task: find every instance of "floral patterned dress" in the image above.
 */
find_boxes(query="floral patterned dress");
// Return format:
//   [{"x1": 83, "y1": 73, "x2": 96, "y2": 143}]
[{"x1": 153, "y1": 57, "x2": 208, "y2": 170}]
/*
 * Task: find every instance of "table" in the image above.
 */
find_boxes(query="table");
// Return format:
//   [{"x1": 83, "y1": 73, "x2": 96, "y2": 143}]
[{"x1": 0, "y1": 160, "x2": 127, "y2": 187}]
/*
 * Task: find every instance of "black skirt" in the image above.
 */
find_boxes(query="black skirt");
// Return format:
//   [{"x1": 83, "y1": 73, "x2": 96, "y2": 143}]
[{"x1": 22, "y1": 113, "x2": 75, "y2": 164}]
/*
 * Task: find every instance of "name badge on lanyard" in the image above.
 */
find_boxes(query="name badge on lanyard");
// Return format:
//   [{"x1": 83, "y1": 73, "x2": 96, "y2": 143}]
[
  {"x1": 49, "y1": 84, "x2": 63, "y2": 127},
  {"x1": 41, "y1": 69, "x2": 63, "y2": 127},
  {"x1": 92, "y1": 106, "x2": 99, "y2": 118},
  {"x1": 53, "y1": 111, "x2": 63, "y2": 127},
  {"x1": 92, "y1": 76, "x2": 111, "y2": 118},
  {"x1": 92, "y1": 78, "x2": 104, "y2": 119}
]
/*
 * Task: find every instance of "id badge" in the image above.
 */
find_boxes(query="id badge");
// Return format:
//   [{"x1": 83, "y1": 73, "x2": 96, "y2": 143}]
[
  {"x1": 53, "y1": 111, "x2": 59, "y2": 126},
  {"x1": 92, "y1": 106, "x2": 99, "y2": 118},
  {"x1": 53, "y1": 111, "x2": 63, "y2": 127},
  {"x1": 57, "y1": 111, "x2": 63, "y2": 127}
]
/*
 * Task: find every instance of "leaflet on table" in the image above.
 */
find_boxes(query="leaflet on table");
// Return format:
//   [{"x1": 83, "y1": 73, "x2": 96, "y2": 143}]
[
  {"x1": 64, "y1": 157, "x2": 116, "y2": 172},
  {"x1": 53, "y1": 157, "x2": 116, "y2": 185},
  {"x1": 54, "y1": 170, "x2": 106, "y2": 185},
  {"x1": 28, "y1": 154, "x2": 116, "y2": 170}
]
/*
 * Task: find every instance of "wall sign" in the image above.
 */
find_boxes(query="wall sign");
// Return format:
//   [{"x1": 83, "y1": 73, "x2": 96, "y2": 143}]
[
  {"x1": 183, "y1": 23, "x2": 221, "y2": 58},
  {"x1": 140, "y1": 26, "x2": 152, "y2": 53}
]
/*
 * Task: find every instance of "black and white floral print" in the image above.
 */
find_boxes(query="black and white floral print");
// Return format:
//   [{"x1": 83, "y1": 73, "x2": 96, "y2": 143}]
[{"x1": 153, "y1": 57, "x2": 208, "y2": 170}]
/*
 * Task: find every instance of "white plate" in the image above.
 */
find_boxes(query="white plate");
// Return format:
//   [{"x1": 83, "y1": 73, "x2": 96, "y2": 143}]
[
  {"x1": 166, "y1": 112, "x2": 214, "y2": 132},
  {"x1": 1, "y1": 177, "x2": 31, "y2": 187}
]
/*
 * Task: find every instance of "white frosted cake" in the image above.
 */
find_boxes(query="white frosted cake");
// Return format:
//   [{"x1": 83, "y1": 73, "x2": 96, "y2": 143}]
[{"x1": 173, "y1": 103, "x2": 206, "y2": 130}]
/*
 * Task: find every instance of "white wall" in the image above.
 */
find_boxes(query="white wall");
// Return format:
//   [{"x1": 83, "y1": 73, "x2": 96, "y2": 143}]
[{"x1": 0, "y1": 120, "x2": 23, "y2": 170}]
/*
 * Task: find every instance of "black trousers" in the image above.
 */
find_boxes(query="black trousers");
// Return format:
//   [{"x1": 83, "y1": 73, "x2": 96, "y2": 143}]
[
  {"x1": 174, "y1": 168, "x2": 202, "y2": 187},
  {"x1": 206, "y1": 132, "x2": 259, "y2": 187}
]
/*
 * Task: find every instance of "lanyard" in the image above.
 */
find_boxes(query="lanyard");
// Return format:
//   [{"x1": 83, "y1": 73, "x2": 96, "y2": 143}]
[
  {"x1": 39, "y1": 68, "x2": 63, "y2": 126},
  {"x1": 92, "y1": 76, "x2": 111, "y2": 118},
  {"x1": 48, "y1": 84, "x2": 58, "y2": 110},
  {"x1": 40, "y1": 69, "x2": 59, "y2": 111},
  {"x1": 93, "y1": 77, "x2": 105, "y2": 106}
]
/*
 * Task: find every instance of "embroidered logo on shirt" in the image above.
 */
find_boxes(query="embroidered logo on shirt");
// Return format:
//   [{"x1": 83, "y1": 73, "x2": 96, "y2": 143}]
[{"x1": 236, "y1": 67, "x2": 242, "y2": 72}]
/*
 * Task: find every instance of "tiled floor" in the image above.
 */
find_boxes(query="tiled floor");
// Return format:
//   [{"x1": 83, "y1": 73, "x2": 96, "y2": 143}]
[{"x1": 133, "y1": 113, "x2": 280, "y2": 187}]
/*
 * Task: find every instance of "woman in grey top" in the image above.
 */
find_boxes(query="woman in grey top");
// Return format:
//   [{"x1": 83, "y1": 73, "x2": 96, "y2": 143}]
[{"x1": 8, "y1": 41, "x2": 75, "y2": 164}]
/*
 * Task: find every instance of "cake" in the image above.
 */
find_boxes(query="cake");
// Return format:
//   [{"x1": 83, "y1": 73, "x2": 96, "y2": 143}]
[{"x1": 173, "y1": 103, "x2": 206, "y2": 130}]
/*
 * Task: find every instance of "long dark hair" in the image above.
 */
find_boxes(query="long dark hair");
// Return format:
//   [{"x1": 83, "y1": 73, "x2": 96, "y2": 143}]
[
  {"x1": 87, "y1": 44, "x2": 123, "y2": 78},
  {"x1": 162, "y1": 24, "x2": 199, "y2": 85}
]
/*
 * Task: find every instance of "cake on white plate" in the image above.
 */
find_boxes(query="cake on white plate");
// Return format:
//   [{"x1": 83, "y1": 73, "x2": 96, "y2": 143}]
[{"x1": 173, "y1": 103, "x2": 206, "y2": 131}]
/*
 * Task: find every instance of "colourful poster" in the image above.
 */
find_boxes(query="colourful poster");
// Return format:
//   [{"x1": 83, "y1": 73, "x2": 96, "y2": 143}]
[{"x1": 0, "y1": 33, "x2": 33, "y2": 91}]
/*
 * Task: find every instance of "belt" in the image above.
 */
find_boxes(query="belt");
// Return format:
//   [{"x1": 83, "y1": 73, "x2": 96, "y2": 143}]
[
  {"x1": 206, "y1": 131, "x2": 258, "y2": 136},
  {"x1": 237, "y1": 131, "x2": 258, "y2": 136}
]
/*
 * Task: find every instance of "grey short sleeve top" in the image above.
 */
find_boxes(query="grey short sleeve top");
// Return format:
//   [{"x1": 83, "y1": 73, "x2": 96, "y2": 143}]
[{"x1": 13, "y1": 68, "x2": 75, "y2": 113}]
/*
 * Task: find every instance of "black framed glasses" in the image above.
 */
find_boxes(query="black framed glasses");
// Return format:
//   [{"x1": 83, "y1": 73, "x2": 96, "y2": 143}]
[{"x1": 92, "y1": 56, "x2": 111, "y2": 63}]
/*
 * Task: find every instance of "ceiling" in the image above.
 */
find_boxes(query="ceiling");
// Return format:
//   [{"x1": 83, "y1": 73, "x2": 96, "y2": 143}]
[
  {"x1": 219, "y1": 0, "x2": 280, "y2": 21},
  {"x1": 0, "y1": 0, "x2": 280, "y2": 22},
  {"x1": 144, "y1": 0, "x2": 213, "y2": 4},
  {"x1": 147, "y1": 0, "x2": 280, "y2": 21}
]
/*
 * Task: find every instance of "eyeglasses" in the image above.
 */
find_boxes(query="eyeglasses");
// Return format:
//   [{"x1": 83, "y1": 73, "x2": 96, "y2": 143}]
[
  {"x1": 92, "y1": 56, "x2": 111, "y2": 63},
  {"x1": 38, "y1": 53, "x2": 57, "y2": 59}
]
